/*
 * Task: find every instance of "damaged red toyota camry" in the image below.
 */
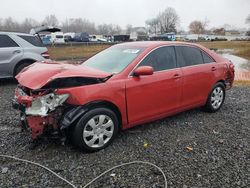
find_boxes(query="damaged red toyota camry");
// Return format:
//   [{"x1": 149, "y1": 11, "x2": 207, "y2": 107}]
[{"x1": 13, "y1": 41, "x2": 235, "y2": 152}]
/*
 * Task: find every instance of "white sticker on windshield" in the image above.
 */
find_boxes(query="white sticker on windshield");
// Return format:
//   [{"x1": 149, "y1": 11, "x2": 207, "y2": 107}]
[{"x1": 123, "y1": 49, "x2": 140, "y2": 54}]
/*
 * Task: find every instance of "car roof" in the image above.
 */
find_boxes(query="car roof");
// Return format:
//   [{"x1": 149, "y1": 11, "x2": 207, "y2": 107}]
[
  {"x1": 0, "y1": 31, "x2": 33, "y2": 36},
  {"x1": 116, "y1": 41, "x2": 203, "y2": 49}
]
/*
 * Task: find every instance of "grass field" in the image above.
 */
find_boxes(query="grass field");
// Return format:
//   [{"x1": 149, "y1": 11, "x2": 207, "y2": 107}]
[
  {"x1": 198, "y1": 41, "x2": 250, "y2": 60},
  {"x1": 48, "y1": 44, "x2": 112, "y2": 60},
  {"x1": 48, "y1": 41, "x2": 250, "y2": 61}
]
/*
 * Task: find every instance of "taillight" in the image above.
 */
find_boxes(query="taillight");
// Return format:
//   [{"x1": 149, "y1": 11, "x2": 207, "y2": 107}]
[
  {"x1": 41, "y1": 51, "x2": 50, "y2": 59},
  {"x1": 229, "y1": 63, "x2": 235, "y2": 72}
]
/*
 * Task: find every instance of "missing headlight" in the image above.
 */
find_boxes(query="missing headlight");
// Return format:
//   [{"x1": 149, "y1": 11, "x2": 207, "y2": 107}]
[{"x1": 25, "y1": 93, "x2": 69, "y2": 116}]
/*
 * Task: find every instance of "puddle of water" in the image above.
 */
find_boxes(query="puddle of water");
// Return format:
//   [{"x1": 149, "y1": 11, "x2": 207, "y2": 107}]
[
  {"x1": 218, "y1": 52, "x2": 250, "y2": 81},
  {"x1": 222, "y1": 53, "x2": 250, "y2": 72}
]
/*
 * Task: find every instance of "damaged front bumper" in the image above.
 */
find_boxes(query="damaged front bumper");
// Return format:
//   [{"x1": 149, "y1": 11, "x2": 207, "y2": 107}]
[{"x1": 13, "y1": 86, "x2": 69, "y2": 140}]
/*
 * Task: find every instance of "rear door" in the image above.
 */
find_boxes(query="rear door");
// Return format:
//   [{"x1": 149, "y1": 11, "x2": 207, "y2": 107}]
[
  {"x1": 0, "y1": 34, "x2": 23, "y2": 77},
  {"x1": 126, "y1": 46, "x2": 182, "y2": 125},
  {"x1": 175, "y1": 46, "x2": 217, "y2": 107}
]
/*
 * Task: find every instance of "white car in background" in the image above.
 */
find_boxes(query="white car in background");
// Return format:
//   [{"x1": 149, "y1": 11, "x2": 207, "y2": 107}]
[
  {"x1": 51, "y1": 32, "x2": 65, "y2": 44},
  {"x1": 89, "y1": 35, "x2": 108, "y2": 42}
]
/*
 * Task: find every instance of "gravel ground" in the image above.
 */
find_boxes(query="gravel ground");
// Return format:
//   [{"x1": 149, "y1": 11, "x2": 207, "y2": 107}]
[{"x1": 0, "y1": 79, "x2": 249, "y2": 188}]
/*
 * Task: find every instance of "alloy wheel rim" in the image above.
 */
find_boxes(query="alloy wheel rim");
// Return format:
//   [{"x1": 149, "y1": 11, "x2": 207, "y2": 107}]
[
  {"x1": 211, "y1": 87, "x2": 224, "y2": 109},
  {"x1": 83, "y1": 115, "x2": 114, "y2": 148}
]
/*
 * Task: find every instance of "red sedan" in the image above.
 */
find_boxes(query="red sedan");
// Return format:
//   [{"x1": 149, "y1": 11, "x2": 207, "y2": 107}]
[{"x1": 14, "y1": 41, "x2": 235, "y2": 151}]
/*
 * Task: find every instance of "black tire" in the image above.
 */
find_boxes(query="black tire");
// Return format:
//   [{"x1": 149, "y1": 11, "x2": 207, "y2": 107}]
[
  {"x1": 72, "y1": 108, "x2": 119, "y2": 152},
  {"x1": 204, "y1": 82, "x2": 225, "y2": 113},
  {"x1": 14, "y1": 62, "x2": 32, "y2": 76}
]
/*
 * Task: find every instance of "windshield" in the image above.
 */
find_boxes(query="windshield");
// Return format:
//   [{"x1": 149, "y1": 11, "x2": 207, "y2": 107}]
[{"x1": 82, "y1": 47, "x2": 144, "y2": 73}]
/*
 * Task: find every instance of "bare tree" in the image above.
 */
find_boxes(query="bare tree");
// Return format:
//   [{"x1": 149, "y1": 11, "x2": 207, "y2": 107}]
[
  {"x1": 0, "y1": 18, "x2": 3, "y2": 30},
  {"x1": 2, "y1": 17, "x2": 20, "y2": 32},
  {"x1": 157, "y1": 7, "x2": 179, "y2": 33},
  {"x1": 97, "y1": 24, "x2": 109, "y2": 35},
  {"x1": 145, "y1": 18, "x2": 159, "y2": 35},
  {"x1": 110, "y1": 24, "x2": 122, "y2": 35},
  {"x1": 20, "y1": 18, "x2": 39, "y2": 33},
  {"x1": 213, "y1": 28, "x2": 225, "y2": 35},
  {"x1": 97, "y1": 24, "x2": 121, "y2": 35},
  {"x1": 61, "y1": 18, "x2": 96, "y2": 34},
  {"x1": 189, "y1": 20, "x2": 205, "y2": 34},
  {"x1": 246, "y1": 14, "x2": 250, "y2": 25},
  {"x1": 43, "y1": 14, "x2": 59, "y2": 26},
  {"x1": 126, "y1": 24, "x2": 133, "y2": 34}
]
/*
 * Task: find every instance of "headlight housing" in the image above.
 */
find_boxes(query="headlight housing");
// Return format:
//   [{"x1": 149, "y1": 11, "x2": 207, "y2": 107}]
[{"x1": 25, "y1": 93, "x2": 69, "y2": 116}]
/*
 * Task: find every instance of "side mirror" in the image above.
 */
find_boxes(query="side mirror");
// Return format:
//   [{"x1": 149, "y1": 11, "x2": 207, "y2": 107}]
[{"x1": 133, "y1": 66, "x2": 154, "y2": 76}]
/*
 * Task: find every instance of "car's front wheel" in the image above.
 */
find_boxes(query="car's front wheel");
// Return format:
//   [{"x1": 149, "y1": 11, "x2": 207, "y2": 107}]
[
  {"x1": 72, "y1": 108, "x2": 119, "y2": 152},
  {"x1": 204, "y1": 82, "x2": 225, "y2": 112}
]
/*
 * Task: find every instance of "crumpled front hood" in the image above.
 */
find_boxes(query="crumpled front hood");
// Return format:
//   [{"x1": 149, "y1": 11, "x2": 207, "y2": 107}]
[{"x1": 16, "y1": 61, "x2": 111, "y2": 90}]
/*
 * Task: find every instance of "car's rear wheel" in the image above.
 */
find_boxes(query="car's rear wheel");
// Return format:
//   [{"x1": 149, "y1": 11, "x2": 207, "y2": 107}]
[
  {"x1": 72, "y1": 108, "x2": 119, "y2": 152},
  {"x1": 204, "y1": 82, "x2": 225, "y2": 112}
]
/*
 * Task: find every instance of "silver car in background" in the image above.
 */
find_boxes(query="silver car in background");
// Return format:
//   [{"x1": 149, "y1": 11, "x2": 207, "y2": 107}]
[{"x1": 0, "y1": 32, "x2": 49, "y2": 78}]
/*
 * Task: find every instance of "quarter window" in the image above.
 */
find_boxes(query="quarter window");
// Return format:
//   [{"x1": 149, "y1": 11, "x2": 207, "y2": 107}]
[
  {"x1": 176, "y1": 46, "x2": 203, "y2": 67},
  {"x1": 139, "y1": 46, "x2": 176, "y2": 71},
  {"x1": 0, "y1": 34, "x2": 19, "y2": 48},
  {"x1": 202, "y1": 51, "x2": 214, "y2": 63}
]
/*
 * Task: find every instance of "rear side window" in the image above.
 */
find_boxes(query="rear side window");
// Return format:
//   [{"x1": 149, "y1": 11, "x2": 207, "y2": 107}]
[
  {"x1": 139, "y1": 46, "x2": 176, "y2": 71},
  {"x1": 18, "y1": 35, "x2": 44, "y2": 47},
  {"x1": 0, "y1": 34, "x2": 19, "y2": 48},
  {"x1": 202, "y1": 51, "x2": 214, "y2": 63},
  {"x1": 176, "y1": 46, "x2": 203, "y2": 67}
]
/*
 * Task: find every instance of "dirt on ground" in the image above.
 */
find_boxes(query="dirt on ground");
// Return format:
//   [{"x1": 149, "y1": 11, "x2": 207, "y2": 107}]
[{"x1": 0, "y1": 79, "x2": 249, "y2": 188}]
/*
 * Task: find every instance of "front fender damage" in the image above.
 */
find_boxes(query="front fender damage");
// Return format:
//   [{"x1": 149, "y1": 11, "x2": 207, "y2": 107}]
[
  {"x1": 13, "y1": 75, "x2": 111, "y2": 141},
  {"x1": 60, "y1": 106, "x2": 88, "y2": 130}
]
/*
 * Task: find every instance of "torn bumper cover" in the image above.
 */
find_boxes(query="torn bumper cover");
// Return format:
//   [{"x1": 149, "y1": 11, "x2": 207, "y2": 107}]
[{"x1": 13, "y1": 87, "x2": 69, "y2": 139}]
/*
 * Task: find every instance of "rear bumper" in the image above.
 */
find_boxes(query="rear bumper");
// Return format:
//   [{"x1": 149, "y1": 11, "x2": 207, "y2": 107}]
[{"x1": 225, "y1": 81, "x2": 233, "y2": 90}]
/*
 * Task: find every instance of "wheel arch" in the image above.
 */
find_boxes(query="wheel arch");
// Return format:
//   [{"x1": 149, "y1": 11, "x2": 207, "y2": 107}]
[
  {"x1": 13, "y1": 59, "x2": 36, "y2": 76},
  {"x1": 216, "y1": 79, "x2": 226, "y2": 88},
  {"x1": 61, "y1": 100, "x2": 123, "y2": 131}
]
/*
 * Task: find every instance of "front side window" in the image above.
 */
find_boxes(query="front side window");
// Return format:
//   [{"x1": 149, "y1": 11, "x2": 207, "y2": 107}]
[
  {"x1": 176, "y1": 46, "x2": 203, "y2": 67},
  {"x1": 82, "y1": 47, "x2": 143, "y2": 73},
  {"x1": 139, "y1": 46, "x2": 176, "y2": 71},
  {"x1": 0, "y1": 34, "x2": 19, "y2": 48}
]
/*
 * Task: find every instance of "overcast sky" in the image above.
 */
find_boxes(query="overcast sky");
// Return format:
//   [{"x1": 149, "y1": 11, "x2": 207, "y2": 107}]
[{"x1": 0, "y1": 0, "x2": 249, "y2": 30}]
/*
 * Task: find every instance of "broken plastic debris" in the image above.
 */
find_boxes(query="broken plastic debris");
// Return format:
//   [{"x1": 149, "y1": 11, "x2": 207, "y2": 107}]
[
  {"x1": 186, "y1": 146, "x2": 193, "y2": 152},
  {"x1": 219, "y1": 139, "x2": 224, "y2": 144},
  {"x1": 213, "y1": 130, "x2": 219, "y2": 134},
  {"x1": 143, "y1": 141, "x2": 150, "y2": 148},
  {"x1": 2, "y1": 167, "x2": 8, "y2": 174}
]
